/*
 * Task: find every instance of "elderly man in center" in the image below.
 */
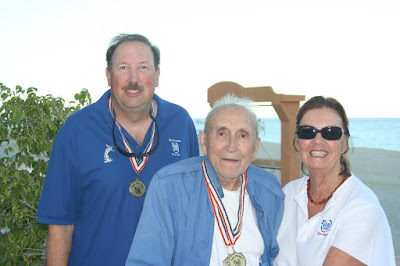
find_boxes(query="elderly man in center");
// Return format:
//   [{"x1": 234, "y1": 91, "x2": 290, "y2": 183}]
[{"x1": 125, "y1": 94, "x2": 284, "y2": 266}]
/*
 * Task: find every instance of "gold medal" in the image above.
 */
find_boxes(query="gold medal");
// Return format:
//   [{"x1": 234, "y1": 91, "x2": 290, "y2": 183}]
[
  {"x1": 129, "y1": 178, "x2": 146, "y2": 197},
  {"x1": 223, "y1": 252, "x2": 246, "y2": 266}
]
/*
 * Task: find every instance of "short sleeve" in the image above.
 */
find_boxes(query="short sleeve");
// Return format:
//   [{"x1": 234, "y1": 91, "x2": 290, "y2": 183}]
[
  {"x1": 36, "y1": 120, "x2": 80, "y2": 225},
  {"x1": 332, "y1": 203, "x2": 395, "y2": 265}
]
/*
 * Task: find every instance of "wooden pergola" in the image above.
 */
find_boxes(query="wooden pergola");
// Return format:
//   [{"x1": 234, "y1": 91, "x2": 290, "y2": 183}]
[{"x1": 207, "y1": 81, "x2": 305, "y2": 186}]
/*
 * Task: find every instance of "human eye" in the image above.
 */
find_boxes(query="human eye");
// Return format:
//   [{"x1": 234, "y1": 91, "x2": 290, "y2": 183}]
[
  {"x1": 216, "y1": 129, "x2": 227, "y2": 139},
  {"x1": 240, "y1": 132, "x2": 248, "y2": 139},
  {"x1": 119, "y1": 65, "x2": 128, "y2": 70},
  {"x1": 238, "y1": 131, "x2": 251, "y2": 142},
  {"x1": 139, "y1": 65, "x2": 149, "y2": 71}
]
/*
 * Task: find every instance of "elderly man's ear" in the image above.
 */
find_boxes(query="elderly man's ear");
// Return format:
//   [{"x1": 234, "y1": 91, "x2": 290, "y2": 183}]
[
  {"x1": 252, "y1": 138, "x2": 261, "y2": 161},
  {"x1": 199, "y1": 131, "x2": 208, "y2": 156}
]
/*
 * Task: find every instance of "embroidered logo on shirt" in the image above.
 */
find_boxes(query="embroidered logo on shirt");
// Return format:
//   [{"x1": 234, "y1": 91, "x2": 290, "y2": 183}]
[
  {"x1": 169, "y1": 139, "x2": 181, "y2": 156},
  {"x1": 104, "y1": 144, "x2": 114, "y2": 163},
  {"x1": 317, "y1": 219, "x2": 332, "y2": 236}
]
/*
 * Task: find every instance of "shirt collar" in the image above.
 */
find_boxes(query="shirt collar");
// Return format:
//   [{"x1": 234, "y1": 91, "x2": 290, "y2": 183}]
[{"x1": 204, "y1": 157, "x2": 225, "y2": 198}]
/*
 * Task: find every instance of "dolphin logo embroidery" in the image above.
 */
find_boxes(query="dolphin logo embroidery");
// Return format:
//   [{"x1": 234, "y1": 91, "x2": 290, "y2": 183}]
[{"x1": 104, "y1": 144, "x2": 114, "y2": 163}]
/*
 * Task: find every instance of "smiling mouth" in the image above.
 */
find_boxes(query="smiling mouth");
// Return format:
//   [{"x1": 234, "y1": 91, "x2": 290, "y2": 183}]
[
  {"x1": 126, "y1": 89, "x2": 140, "y2": 94},
  {"x1": 310, "y1": 151, "x2": 327, "y2": 157}
]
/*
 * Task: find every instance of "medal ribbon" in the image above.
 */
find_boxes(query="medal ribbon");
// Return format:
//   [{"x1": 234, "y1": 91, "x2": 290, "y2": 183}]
[
  {"x1": 201, "y1": 159, "x2": 247, "y2": 247},
  {"x1": 108, "y1": 97, "x2": 156, "y2": 175}
]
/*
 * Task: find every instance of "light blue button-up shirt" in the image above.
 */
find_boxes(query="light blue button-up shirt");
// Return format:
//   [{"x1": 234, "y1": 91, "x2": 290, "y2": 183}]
[{"x1": 126, "y1": 156, "x2": 284, "y2": 266}]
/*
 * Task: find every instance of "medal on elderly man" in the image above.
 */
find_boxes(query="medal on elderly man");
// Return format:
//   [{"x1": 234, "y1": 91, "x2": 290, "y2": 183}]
[
  {"x1": 202, "y1": 159, "x2": 248, "y2": 266},
  {"x1": 223, "y1": 251, "x2": 247, "y2": 266}
]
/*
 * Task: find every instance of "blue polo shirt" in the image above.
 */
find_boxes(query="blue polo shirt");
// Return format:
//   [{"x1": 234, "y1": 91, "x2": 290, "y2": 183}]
[
  {"x1": 37, "y1": 90, "x2": 199, "y2": 265},
  {"x1": 126, "y1": 156, "x2": 284, "y2": 265}
]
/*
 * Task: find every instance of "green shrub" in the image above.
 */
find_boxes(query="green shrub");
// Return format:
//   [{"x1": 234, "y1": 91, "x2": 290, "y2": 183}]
[{"x1": 0, "y1": 83, "x2": 91, "y2": 265}]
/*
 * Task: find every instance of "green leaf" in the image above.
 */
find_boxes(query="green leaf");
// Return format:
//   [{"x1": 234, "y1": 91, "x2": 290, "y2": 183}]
[{"x1": 0, "y1": 84, "x2": 91, "y2": 264}]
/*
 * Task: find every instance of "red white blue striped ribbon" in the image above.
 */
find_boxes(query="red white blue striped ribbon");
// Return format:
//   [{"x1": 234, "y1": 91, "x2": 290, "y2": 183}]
[
  {"x1": 201, "y1": 158, "x2": 247, "y2": 247},
  {"x1": 108, "y1": 97, "x2": 156, "y2": 174}
]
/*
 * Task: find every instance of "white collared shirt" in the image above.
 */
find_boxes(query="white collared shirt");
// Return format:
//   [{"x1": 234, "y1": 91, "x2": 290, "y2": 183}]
[{"x1": 273, "y1": 175, "x2": 395, "y2": 266}]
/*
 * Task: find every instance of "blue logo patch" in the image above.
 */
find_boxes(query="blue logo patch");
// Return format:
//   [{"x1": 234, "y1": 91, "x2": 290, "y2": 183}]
[
  {"x1": 320, "y1": 219, "x2": 332, "y2": 233},
  {"x1": 169, "y1": 139, "x2": 181, "y2": 156}
]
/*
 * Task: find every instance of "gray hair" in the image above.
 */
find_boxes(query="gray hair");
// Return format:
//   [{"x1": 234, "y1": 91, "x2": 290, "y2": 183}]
[
  {"x1": 204, "y1": 94, "x2": 260, "y2": 139},
  {"x1": 106, "y1": 33, "x2": 160, "y2": 70}
]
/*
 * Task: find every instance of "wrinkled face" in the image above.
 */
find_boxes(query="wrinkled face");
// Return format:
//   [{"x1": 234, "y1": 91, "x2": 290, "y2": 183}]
[
  {"x1": 296, "y1": 107, "x2": 348, "y2": 176},
  {"x1": 199, "y1": 105, "x2": 260, "y2": 181},
  {"x1": 106, "y1": 41, "x2": 160, "y2": 115}
]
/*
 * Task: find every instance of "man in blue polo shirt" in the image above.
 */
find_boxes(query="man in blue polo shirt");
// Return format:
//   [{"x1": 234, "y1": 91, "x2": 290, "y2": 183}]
[{"x1": 36, "y1": 33, "x2": 199, "y2": 265}]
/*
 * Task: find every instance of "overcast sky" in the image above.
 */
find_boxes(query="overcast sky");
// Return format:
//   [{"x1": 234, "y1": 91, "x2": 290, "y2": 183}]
[{"x1": 1, "y1": 0, "x2": 399, "y2": 118}]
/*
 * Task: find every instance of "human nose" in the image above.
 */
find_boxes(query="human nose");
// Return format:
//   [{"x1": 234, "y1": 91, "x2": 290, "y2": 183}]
[
  {"x1": 128, "y1": 69, "x2": 139, "y2": 83},
  {"x1": 312, "y1": 131, "x2": 324, "y2": 143},
  {"x1": 226, "y1": 135, "x2": 238, "y2": 152}
]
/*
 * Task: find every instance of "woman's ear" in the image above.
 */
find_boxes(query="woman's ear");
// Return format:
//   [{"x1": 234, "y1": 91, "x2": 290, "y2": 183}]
[
  {"x1": 293, "y1": 137, "x2": 300, "y2": 152},
  {"x1": 342, "y1": 136, "x2": 349, "y2": 154}
]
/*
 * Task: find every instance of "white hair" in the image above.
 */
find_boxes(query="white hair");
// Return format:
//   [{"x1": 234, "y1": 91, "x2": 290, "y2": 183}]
[{"x1": 204, "y1": 94, "x2": 260, "y2": 138}]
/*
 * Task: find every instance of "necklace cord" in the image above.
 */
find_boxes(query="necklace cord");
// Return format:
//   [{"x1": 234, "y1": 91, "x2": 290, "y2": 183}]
[
  {"x1": 111, "y1": 108, "x2": 159, "y2": 158},
  {"x1": 307, "y1": 176, "x2": 349, "y2": 205}
]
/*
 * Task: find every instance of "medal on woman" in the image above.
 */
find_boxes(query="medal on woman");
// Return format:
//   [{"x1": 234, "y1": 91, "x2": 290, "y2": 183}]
[
  {"x1": 223, "y1": 252, "x2": 247, "y2": 266},
  {"x1": 129, "y1": 178, "x2": 146, "y2": 197}
]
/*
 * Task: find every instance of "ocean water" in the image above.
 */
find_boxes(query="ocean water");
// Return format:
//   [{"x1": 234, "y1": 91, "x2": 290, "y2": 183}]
[{"x1": 194, "y1": 118, "x2": 400, "y2": 152}]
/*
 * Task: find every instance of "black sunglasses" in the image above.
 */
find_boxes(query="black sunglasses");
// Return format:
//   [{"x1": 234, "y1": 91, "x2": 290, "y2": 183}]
[
  {"x1": 112, "y1": 112, "x2": 160, "y2": 158},
  {"x1": 296, "y1": 126, "x2": 346, "y2": 140}
]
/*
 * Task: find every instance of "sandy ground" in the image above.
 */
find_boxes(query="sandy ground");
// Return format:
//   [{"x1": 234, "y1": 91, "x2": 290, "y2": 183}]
[{"x1": 256, "y1": 142, "x2": 400, "y2": 263}]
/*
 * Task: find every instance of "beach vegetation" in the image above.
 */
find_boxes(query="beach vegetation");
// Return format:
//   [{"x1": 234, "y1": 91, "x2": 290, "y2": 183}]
[{"x1": 0, "y1": 83, "x2": 91, "y2": 265}]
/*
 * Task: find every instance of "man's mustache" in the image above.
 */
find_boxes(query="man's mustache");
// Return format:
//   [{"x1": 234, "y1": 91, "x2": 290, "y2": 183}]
[{"x1": 123, "y1": 83, "x2": 142, "y2": 91}]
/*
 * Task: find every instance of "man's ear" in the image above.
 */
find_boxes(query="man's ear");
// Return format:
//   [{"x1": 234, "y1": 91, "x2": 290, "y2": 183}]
[
  {"x1": 106, "y1": 67, "x2": 112, "y2": 87},
  {"x1": 252, "y1": 138, "x2": 261, "y2": 161},
  {"x1": 199, "y1": 131, "x2": 208, "y2": 156},
  {"x1": 155, "y1": 68, "x2": 160, "y2": 87}
]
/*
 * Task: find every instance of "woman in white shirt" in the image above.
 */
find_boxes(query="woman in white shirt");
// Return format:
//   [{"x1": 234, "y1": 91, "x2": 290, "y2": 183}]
[{"x1": 273, "y1": 96, "x2": 395, "y2": 266}]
